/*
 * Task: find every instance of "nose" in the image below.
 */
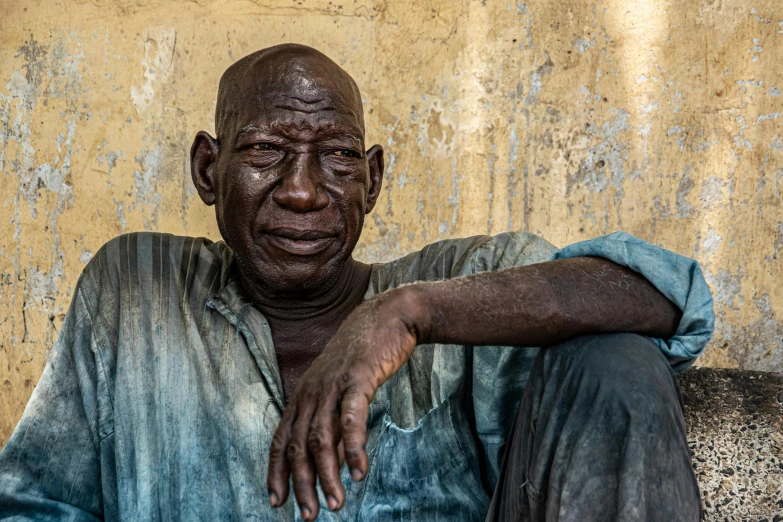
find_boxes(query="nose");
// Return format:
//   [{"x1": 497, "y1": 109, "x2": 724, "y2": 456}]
[{"x1": 272, "y1": 152, "x2": 330, "y2": 212}]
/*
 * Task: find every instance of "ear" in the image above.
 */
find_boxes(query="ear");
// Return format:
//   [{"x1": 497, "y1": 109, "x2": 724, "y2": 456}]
[
  {"x1": 365, "y1": 144, "x2": 384, "y2": 214},
  {"x1": 190, "y1": 131, "x2": 220, "y2": 206}
]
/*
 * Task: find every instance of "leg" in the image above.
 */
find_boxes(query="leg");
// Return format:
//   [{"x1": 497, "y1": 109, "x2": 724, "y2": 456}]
[{"x1": 485, "y1": 333, "x2": 701, "y2": 522}]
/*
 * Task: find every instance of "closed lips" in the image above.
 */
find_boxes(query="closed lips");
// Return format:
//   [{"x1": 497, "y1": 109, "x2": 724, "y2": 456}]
[
  {"x1": 264, "y1": 227, "x2": 336, "y2": 255},
  {"x1": 266, "y1": 227, "x2": 334, "y2": 240}
]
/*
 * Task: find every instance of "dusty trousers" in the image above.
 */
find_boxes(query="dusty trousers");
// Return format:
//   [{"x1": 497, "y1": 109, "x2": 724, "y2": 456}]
[{"x1": 485, "y1": 333, "x2": 701, "y2": 522}]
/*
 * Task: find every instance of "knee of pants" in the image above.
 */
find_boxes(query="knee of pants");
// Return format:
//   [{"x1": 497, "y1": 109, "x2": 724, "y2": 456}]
[{"x1": 538, "y1": 332, "x2": 680, "y2": 406}]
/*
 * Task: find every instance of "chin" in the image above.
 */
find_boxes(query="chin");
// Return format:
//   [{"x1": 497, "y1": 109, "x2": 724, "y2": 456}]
[{"x1": 239, "y1": 250, "x2": 346, "y2": 296}]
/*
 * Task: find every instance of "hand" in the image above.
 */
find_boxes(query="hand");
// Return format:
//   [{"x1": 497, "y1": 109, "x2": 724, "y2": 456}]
[{"x1": 266, "y1": 286, "x2": 427, "y2": 520}]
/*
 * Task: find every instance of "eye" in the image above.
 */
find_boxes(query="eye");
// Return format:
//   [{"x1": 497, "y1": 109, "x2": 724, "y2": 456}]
[
  {"x1": 332, "y1": 149, "x2": 361, "y2": 158},
  {"x1": 249, "y1": 142, "x2": 276, "y2": 151}
]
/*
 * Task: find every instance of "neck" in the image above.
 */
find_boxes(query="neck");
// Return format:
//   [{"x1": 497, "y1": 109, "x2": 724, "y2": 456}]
[{"x1": 237, "y1": 258, "x2": 373, "y2": 326}]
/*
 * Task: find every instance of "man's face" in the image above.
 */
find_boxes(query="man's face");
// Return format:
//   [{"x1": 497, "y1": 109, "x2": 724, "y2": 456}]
[{"x1": 192, "y1": 54, "x2": 383, "y2": 296}]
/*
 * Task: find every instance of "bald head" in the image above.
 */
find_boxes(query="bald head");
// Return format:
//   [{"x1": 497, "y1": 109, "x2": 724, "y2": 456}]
[{"x1": 215, "y1": 44, "x2": 365, "y2": 141}]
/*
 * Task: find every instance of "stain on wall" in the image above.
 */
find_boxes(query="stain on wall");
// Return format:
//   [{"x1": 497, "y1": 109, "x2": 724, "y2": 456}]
[{"x1": 1, "y1": 0, "x2": 781, "y2": 445}]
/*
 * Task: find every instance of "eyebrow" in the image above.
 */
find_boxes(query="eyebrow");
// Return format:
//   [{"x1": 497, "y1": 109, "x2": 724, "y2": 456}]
[
  {"x1": 235, "y1": 124, "x2": 363, "y2": 147},
  {"x1": 236, "y1": 124, "x2": 271, "y2": 139}
]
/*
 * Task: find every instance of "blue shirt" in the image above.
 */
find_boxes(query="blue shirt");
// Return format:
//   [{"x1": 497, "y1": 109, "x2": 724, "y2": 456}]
[{"x1": 0, "y1": 231, "x2": 713, "y2": 521}]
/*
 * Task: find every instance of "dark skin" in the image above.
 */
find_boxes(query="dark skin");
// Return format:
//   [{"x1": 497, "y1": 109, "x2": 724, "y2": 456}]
[
  {"x1": 192, "y1": 44, "x2": 383, "y2": 398},
  {"x1": 191, "y1": 44, "x2": 682, "y2": 521}
]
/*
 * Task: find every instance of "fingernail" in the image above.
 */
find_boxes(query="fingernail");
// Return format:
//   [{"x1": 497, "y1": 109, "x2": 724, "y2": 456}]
[
  {"x1": 351, "y1": 468, "x2": 363, "y2": 481},
  {"x1": 327, "y1": 495, "x2": 338, "y2": 510},
  {"x1": 269, "y1": 492, "x2": 278, "y2": 507},
  {"x1": 301, "y1": 506, "x2": 311, "y2": 519}
]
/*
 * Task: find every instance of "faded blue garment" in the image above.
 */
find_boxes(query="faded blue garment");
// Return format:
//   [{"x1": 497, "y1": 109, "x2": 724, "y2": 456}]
[
  {"x1": 553, "y1": 231, "x2": 715, "y2": 372},
  {"x1": 0, "y1": 231, "x2": 714, "y2": 521}
]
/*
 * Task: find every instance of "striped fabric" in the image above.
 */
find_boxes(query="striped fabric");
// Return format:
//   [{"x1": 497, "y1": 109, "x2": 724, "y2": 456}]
[{"x1": 0, "y1": 230, "x2": 713, "y2": 521}]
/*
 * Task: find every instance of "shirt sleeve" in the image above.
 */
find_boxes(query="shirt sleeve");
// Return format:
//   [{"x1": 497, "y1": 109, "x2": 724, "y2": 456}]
[
  {"x1": 0, "y1": 260, "x2": 111, "y2": 521},
  {"x1": 552, "y1": 231, "x2": 715, "y2": 372}
]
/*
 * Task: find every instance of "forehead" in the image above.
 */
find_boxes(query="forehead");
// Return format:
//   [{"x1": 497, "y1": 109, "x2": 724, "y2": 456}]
[
  {"x1": 235, "y1": 95, "x2": 362, "y2": 140},
  {"x1": 228, "y1": 60, "x2": 364, "y2": 140}
]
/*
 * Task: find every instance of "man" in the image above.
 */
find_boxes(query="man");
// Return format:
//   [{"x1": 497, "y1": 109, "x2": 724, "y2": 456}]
[{"x1": 0, "y1": 44, "x2": 713, "y2": 521}]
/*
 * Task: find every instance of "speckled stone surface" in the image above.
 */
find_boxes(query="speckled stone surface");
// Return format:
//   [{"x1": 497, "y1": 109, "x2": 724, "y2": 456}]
[{"x1": 680, "y1": 368, "x2": 783, "y2": 521}]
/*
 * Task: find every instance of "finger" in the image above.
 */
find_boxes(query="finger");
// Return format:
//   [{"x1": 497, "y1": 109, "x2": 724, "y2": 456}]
[
  {"x1": 337, "y1": 438, "x2": 346, "y2": 469},
  {"x1": 288, "y1": 401, "x2": 320, "y2": 521},
  {"x1": 267, "y1": 402, "x2": 296, "y2": 507},
  {"x1": 340, "y1": 387, "x2": 371, "y2": 481},
  {"x1": 308, "y1": 397, "x2": 345, "y2": 511}
]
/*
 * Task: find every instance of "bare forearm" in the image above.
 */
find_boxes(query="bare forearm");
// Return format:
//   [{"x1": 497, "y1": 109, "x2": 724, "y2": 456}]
[{"x1": 405, "y1": 257, "x2": 682, "y2": 347}]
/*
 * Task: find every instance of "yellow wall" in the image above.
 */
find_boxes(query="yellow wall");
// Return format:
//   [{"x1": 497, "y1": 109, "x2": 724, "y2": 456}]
[{"x1": 1, "y1": 0, "x2": 782, "y2": 445}]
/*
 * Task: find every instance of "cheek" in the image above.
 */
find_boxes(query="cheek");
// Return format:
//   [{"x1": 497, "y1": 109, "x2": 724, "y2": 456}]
[
  {"x1": 218, "y1": 168, "x2": 275, "y2": 228},
  {"x1": 246, "y1": 169, "x2": 277, "y2": 185},
  {"x1": 327, "y1": 170, "x2": 369, "y2": 214},
  {"x1": 338, "y1": 185, "x2": 369, "y2": 233},
  {"x1": 225, "y1": 163, "x2": 276, "y2": 196}
]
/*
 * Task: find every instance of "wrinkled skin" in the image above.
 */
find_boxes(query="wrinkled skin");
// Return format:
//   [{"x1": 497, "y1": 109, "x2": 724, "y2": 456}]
[
  {"x1": 191, "y1": 44, "x2": 682, "y2": 521},
  {"x1": 267, "y1": 289, "x2": 422, "y2": 516},
  {"x1": 191, "y1": 44, "x2": 384, "y2": 403},
  {"x1": 193, "y1": 45, "x2": 379, "y2": 298}
]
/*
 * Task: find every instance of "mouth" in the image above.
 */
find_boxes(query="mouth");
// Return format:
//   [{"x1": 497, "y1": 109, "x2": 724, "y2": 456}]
[{"x1": 263, "y1": 227, "x2": 336, "y2": 256}]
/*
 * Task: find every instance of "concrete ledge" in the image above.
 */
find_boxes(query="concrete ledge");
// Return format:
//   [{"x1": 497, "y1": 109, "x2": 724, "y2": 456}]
[{"x1": 680, "y1": 367, "x2": 783, "y2": 521}]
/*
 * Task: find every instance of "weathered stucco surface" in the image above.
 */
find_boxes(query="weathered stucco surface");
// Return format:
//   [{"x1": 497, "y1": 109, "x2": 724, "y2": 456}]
[{"x1": 1, "y1": 0, "x2": 782, "y2": 446}]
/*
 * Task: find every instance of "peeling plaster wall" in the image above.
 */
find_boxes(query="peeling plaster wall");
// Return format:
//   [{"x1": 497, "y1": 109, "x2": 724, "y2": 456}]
[{"x1": 1, "y1": 0, "x2": 781, "y2": 446}]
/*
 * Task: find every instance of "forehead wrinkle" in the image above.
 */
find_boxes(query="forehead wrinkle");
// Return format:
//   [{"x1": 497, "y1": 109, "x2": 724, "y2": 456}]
[
  {"x1": 235, "y1": 120, "x2": 364, "y2": 146},
  {"x1": 268, "y1": 92, "x2": 337, "y2": 113},
  {"x1": 282, "y1": 94, "x2": 330, "y2": 105},
  {"x1": 272, "y1": 104, "x2": 336, "y2": 114}
]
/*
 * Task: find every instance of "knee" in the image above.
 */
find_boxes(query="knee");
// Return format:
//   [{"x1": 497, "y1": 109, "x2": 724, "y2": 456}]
[{"x1": 539, "y1": 333, "x2": 678, "y2": 403}]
